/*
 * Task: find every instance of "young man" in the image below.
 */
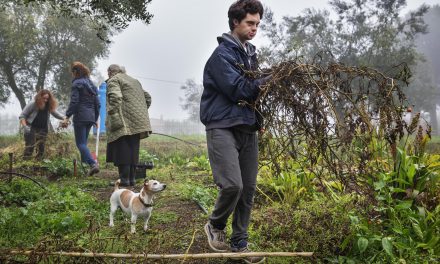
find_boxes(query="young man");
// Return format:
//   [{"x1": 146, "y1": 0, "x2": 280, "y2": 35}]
[{"x1": 200, "y1": 1, "x2": 268, "y2": 263}]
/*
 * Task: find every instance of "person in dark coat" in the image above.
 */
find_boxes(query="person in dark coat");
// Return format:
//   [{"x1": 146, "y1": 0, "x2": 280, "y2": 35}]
[
  {"x1": 65, "y1": 61, "x2": 100, "y2": 176},
  {"x1": 200, "y1": 1, "x2": 269, "y2": 263},
  {"x1": 19, "y1": 89, "x2": 66, "y2": 160}
]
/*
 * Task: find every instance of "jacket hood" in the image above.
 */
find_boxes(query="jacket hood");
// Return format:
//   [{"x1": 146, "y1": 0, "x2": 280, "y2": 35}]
[
  {"x1": 73, "y1": 77, "x2": 97, "y2": 96},
  {"x1": 217, "y1": 33, "x2": 256, "y2": 57}
]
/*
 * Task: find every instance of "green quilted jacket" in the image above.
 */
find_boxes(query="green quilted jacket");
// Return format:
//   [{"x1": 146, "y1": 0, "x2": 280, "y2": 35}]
[{"x1": 106, "y1": 73, "x2": 152, "y2": 143}]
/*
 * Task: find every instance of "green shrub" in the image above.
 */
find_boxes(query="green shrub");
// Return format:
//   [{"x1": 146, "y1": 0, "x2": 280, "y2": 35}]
[
  {"x1": 179, "y1": 182, "x2": 217, "y2": 212},
  {"x1": 0, "y1": 179, "x2": 107, "y2": 248},
  {"x1": 43, "y1": 157, "x2": 87, "y2": 177},
  {"x1": 338, "y1": 171, "x2": 440, "y2": 263},
  {"x1": 258, "y1": 159, "x2": 315, "y2": 205},
  {"x1": 0, "y1": 178, "x2": 46, "y2": 206},
  {"x1": 186, "y1": 154, "x2": 211, "y2": 172}
]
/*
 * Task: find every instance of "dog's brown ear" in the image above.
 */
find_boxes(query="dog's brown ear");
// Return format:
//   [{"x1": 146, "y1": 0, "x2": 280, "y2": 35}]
[{"x1": 143, "y1": 180, "x2": 151, "y2": 191}]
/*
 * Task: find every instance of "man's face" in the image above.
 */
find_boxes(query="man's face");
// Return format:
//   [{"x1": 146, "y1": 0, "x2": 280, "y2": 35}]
[{"x1": 232, "y1": 13, "x2": 260, "y2": 43}]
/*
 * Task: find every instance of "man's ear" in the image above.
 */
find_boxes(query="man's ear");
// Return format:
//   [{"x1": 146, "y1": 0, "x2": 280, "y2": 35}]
[{"x1": 233, "y1": 18, "x2": 239, "y2": 28}]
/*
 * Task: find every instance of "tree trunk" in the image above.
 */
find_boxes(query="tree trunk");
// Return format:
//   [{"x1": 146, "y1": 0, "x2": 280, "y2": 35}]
[
  {"x1": 35, "y1": 56, "x2": 49, "y2": 91},
  {"x1": 3, "y1": 63, "x2": 26, "y2": 109},
  {"x1": 428, "y1": 104, "x2": 439, "y2": 136}
]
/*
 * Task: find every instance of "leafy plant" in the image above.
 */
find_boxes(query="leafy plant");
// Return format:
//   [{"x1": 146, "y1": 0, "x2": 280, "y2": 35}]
[
  {"x1": 0, "y1": 179, "x2": 107, "y2": 247},
  {"x1": 186, "y1": 154, "x2": 210, "y2": 172},
  {"x1": 259, "y1": 159, "x2": 315, "y2": 205},
  {"x1": 392, "y1": 147, "x2": 439, "y2": 194},
  {"x1": 139, "y1": 149, "x2": 158, "y2": 164},
  {"x1": 179, "y1": 182, "x2": 217, "y2": 212},
  {"x1": 43, "y1": 158, "x2": 86, "y2": 177},
  {"x1": 339, "y1": 162, "x2": 440, "y2": 262}
]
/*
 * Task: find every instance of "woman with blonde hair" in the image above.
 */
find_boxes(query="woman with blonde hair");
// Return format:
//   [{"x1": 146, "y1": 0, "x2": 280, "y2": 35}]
[
  {"x1": 65, "y1": 61, "x2": 101, "y2": 176},
  {"x1": 19, "y1": 89, "x2": 66, "y2": 159}
]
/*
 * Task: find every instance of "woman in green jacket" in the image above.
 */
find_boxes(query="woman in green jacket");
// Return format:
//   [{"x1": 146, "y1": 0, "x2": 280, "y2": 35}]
[{"x1": 106, "y1": 64, "x2": 152, "y2": 187}]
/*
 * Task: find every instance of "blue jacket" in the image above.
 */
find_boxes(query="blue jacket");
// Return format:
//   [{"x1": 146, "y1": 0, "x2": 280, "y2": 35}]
[
  {"x1": 66, "y1": 77, "x2": 100, "y2": 124},
  {"x1": 200, "y1": 33, "x2": 265, "y2": 130}
]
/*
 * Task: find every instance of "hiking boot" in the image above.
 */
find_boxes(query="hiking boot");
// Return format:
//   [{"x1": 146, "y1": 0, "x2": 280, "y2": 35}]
[
  {"x1": 88, "y1": 164, "x2": 100, "y2": 176},
  {"x1": 231, "y1": 240, "x2": 265, "y2": 264},
  {"x1": 204, "y1": 222, "x2": 229, "y2": 252},
  {"x1": 129, "y1": 165, "x2": 136, "y2": 186}
]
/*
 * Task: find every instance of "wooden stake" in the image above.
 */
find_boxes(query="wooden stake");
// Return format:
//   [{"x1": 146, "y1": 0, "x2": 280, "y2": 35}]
[
  {"x1": 73, "y1": 159, "x2": 77, "y2": 178},
  {"x1": 8, "y1": 153, "x2": 13, "y2": 182},
  {"x1": 7, "y1": 250, "x2": 313, "y2": 259}
]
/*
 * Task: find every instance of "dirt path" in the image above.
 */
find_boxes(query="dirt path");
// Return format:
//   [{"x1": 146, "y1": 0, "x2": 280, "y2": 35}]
[{"x1": 88, "y1": 169, "x2": 231, "y2": 263}]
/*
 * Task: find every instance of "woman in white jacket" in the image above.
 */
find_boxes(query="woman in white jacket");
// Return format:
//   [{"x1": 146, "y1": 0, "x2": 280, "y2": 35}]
[{"x1": 19, "y1": 89, "x2": 66, "y2": 159}]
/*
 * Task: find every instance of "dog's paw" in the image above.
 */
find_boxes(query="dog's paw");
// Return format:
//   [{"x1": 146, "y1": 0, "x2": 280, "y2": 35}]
[
  {"x1": 109, "y1": 223, "x2": 114, "y2": 227},
  {"x1": 143, "y1": 226, "x2": 149, "y2": 232}
]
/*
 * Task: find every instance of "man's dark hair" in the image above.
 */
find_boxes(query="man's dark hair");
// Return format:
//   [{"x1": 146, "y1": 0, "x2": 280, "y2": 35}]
[{"x1": 228, "y1": 0, "x2": 264, "y2": 31}]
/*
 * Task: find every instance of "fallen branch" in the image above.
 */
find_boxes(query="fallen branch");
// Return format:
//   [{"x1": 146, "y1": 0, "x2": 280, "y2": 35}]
[{"x1": 6, "y1": 250, "x2": 313, "y2": 259}]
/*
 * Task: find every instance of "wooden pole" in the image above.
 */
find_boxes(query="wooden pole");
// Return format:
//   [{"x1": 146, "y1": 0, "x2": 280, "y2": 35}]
[
  {"x1": 73, "y1": 159, "x2": 77, "y2": 178},
  {"x1": 8, "y1": 153, "x2": 13, "y2": 182},
  {"x1": 7, "y1": 250, "x2": 313, "y2": 259}
]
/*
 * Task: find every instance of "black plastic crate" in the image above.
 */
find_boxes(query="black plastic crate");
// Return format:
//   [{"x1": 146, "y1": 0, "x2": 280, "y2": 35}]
[{"x1": 135, "y1": 162, "x2": 154, "y2": 179}]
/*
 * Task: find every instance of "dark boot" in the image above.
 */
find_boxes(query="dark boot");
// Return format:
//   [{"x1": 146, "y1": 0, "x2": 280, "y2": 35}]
[
  {"x1": 118, "y1": 164, "x2": 131, "y2": 187},
  {"x1": 88, "y1": 163, "x2": 100, "y2": 176},
  {"x1": 129, "y1": 165, "x2": 136, "y2": 186}
]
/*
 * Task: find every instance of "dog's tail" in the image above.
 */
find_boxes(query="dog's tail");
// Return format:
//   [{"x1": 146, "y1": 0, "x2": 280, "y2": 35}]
[{"x1": 114, "y1": 179, "x2": 121, "y2": 191}]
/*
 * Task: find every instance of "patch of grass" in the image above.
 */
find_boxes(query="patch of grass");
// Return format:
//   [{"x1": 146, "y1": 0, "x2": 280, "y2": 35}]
[
  {"x1": 251, "y1": 193, "x2": 355, "y2": 262},
  {"x1": 0, "y1": 178, "x2": 107, "y2": 248},
  {"x1": 152, "y1": 211, "x2": 179, "y2": 225},
  {"x1": 0, "y1": 134, "x2": 21, "y2": 149}
]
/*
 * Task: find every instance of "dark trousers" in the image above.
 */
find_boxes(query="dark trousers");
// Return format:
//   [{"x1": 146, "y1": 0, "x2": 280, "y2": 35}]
[
  {"x1": 206, "y1": 128, "x2": 258, "y2": 244},
  {"x1": 24, "y1": 126, "x2": 48, "y2": 160},
  {"x1": 73, "y1": 123, "x2": 96, "y2": 166}
]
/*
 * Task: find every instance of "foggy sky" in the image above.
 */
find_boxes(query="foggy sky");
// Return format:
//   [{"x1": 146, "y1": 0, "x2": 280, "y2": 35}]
[{"x1": 3, "y1": 0, "x2": 440, "y2": 120}]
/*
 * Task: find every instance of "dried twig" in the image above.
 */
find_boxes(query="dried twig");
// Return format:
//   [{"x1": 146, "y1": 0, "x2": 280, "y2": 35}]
[{"x1": 246, "y1": 58, "x2": 427, "y2": 193}]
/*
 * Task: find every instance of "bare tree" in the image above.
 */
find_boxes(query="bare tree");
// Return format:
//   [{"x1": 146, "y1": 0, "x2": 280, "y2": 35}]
[{"x1": 180, "y1": 79, "x2": 203, "y2": 122}]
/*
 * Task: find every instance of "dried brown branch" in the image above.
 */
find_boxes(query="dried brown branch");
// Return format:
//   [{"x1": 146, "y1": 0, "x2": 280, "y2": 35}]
[{"x1": 249, "y1": 58, "x2": 425, "y2": 192}]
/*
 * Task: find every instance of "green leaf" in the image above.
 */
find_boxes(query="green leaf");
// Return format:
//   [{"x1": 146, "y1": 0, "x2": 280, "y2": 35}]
[
  {"x1": 341, "y1": 234, "x2": 353, "y2": 251},
  {"x1": 427, "y1": 236, "x2": 439, "y2": 248},
  {"x1": 412, "y1": 222, "x2": 424, "y2": 240},
  {"x1": 395, "y1": 200, "x2": 413, "y2": 210},
  {"x1": 392, "y1": 227, "x2": 403, "y2": 235},
  {"x1": 407, "y1": 164, "x2": 416, "y2": 184},
  {"x1": 382, "y1": 237, "x2": 394, "y2": 257},
  {"x1": 357, "y1": 237, "x2": 369, "y2": 254},
  {"x1": 349, "y1": 215, "x2": 359, "y2": 225},
  {"x1": 393, "y1": 178, "x2": 411, "y2": 185},
  {"x1": 389, "y1": 187, "x2": 406, "y2": 193},
  {"x1": 373, "y1": 180, "x2": 385, "y2": 190}
]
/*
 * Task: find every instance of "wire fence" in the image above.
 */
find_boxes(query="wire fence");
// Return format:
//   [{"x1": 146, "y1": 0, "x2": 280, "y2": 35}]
[
  {"x1": 0, "y1": 114, "x2": 19, "y2": 136},
  {"x1": 0, "y1": 115, "x2": 205, "y2": 136}
]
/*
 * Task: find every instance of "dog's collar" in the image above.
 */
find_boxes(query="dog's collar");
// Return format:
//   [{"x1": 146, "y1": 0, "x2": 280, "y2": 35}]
[{"x1": 138, "y1": 196, "x2": 153, "y2": 207}]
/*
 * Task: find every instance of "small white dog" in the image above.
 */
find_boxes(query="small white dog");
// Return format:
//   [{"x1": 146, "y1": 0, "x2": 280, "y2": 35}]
[{"x1": 109, "y1": 179, "x2": 166, "y2": 233}]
